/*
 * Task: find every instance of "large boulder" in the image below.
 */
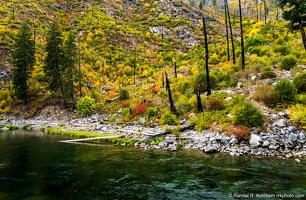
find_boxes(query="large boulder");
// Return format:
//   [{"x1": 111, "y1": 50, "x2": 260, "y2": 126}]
[
  {"x1": 272, "y1": 119, "x2": 287, "y2": 127},
  {"x1": 249, "y1": 134, "x2": 262, "y2": 147},
  {"x1": 204, "y1": 145, "x2": 218, "y2": 153}
]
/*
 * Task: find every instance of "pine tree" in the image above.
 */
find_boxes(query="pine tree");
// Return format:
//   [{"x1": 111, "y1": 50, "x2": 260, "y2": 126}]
[
  {"x1": 12, "y1": 22, "x2": 35, "y2": 104},
  {"x1": 62, "y1": 31, "x2": 77, "y2": 107},
  {"x1": 44, "y1": 20, "x2": 66, "y2": 104},
  {"x1": 279, "y1": 0, "x2": 306, "y2": 50}
]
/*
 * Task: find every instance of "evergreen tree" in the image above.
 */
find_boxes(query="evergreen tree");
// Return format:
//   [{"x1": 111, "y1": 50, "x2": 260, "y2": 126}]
[
  {"x1": 62, "y1": 31, "x2": 77, "y2": 107},
  {"x1": 279, "y1": 0, "x2": 306, "y2": 50},
  {"x1": 44, "y1": 20, "x2": 66, "y2": 104},
  {"x1": 12, "y1": 22, "x2": 35, "y2": 104}
]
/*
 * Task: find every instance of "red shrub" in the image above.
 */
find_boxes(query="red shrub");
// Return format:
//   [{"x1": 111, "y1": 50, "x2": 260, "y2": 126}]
[
  {"x1": 132, "y1": 104, "x2": 147, "y2": 117},
  {"x1": 227, "y1": 125, "x2": 252, "y2": 141}
]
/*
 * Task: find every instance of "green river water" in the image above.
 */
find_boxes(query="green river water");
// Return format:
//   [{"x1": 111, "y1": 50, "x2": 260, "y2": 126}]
[{"x1": 0, "y1": 130, "x2": 305, "y2": 200}]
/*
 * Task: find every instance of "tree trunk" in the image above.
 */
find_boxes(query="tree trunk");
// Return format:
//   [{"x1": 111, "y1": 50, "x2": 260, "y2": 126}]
[
  {"x1": 300, "y1": 22, "x2": 306, "y2": 51},
  {"x1": 256, "y1": 0, "x2": 258, "y2": 22},
  {"x1": 78, "y1": 45, "x2": 82, "y2": 97},
  {"x1": 165, "y1": 71, "x2": 179, "y2": 115},
  {"x1": 263, "y1": 0, "x2": 267, "y2": 24},
  {"x1": 224, "y1": 0, "x2": 230, "y2": 61},
  {"x1": 196, "y1": 84, "x2": 203, "y2": 112},
  {"x1": 238, "y1": 0, "x2": 245, "y2": 70},
  {"x1": 226, "y1": 0, "x2": 236, "y2": 64},
  {"x1": 174, "y1": 62, "x2": 177, "y2": 78},
  {"x1": 203, "y1": 17, "x2": 211, "y2": 96}
]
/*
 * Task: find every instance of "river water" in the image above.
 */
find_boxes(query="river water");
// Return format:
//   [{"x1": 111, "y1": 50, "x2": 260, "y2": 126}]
[{"x1": 0, "y1": 130, "x2": 305, "y2": 200}]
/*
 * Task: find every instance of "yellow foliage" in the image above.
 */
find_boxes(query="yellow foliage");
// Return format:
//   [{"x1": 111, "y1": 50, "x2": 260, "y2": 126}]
[
  {"x1": 145, "y1": 31, "x2": 150, "y2": 38},
  {"x1": 144, "y1": 3, "x2": 150, "y2": 7},
  {"x1": 116, "y1": 0, "x2": 121, "y2": 2}
]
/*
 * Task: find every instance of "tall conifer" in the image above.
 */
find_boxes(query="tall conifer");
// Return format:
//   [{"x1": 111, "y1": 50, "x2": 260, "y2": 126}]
[{"x1": 12, "y1": 22, "x2": 35, "y2": 104}]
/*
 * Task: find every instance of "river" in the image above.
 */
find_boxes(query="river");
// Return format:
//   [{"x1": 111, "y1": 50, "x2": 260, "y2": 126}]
[{"x1": 0, "y1": 130, "x2": 305, "y2": 199}]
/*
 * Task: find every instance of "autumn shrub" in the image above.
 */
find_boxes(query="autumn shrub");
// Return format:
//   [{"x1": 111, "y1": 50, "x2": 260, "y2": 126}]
[
  {"x1": 193, "y1": 109, "x2": 230, "y2": 131},
  {"x1": 0, "y1": 89, "x2": 12, "y2": 114},
  {"x1": 280, "y1": 55, "x2": 298, "y2": 70},
  {"x1": 273, "y1": 79, "x2": 297, "y2": 104},
  {"x1": 210, "y1": 53, "x2": 219, "y2": 64},
  {"x1": 119, "y1": 88, "x2": 130, "y2": 100},
  {"x1": 132, "y1": 104, "x2": 147, "y2": 117},
  {"x1": 122, "y1": 108, "x2": 132, "y2": 121},
  {"x1": 275, "y1": 37, "x2": 285, "y2": 45},
  {"x1": 253, "y1": 85, "x2": 277, "y2": 107},
  {"x1": 151, "y1": 84, "x2": 159, "y2": 94},
  {"x1": 160, "y1": 111, "x2": 178, "y2": 125},
  {"x1": 259, "y1": 46, "x2": 272, "y2": 57},
  {"x1": 293, "y1": 72, "x2": 306, "y2": 93},
  {"x1": 231, "y1": 96, "x2": 264, "y2": 127},
  {"x1": 147, "y1": 107, "x2": 157, "y2": 119},
  {"x1": 205, "y1": 98, "x2": 225, "y2": 110},
  {"x1": 122, "y1": 101, "x2": 130, "y2": 107},
  {"x1": 226, "y1": 125, "x2": 252, "y2": 140},
  {"x1": 76, "y1": 96, "x2": 96, "y2": 116},
  {"x1": 288, "y1": 104, "x2": 306, "y2": 127},
  {"x1": 274, "y1": 45, "x2": 291, "y2": 56},
  {"x1": 175, "y1": 95, "x2": 191, "y2": 114}
]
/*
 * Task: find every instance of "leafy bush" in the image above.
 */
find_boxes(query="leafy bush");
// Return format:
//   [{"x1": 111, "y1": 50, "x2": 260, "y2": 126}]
[
  {"x1": 250, "y1": 46, "x2": 262, "y2": 56},
  {"x1": 76, "y1": 96, "x2": 96, "y2": 115},
  {"x1": 194, "y1": 71, "x2": 218, "y2": 92},
  {"x1": 226, "y1": 125, "x2": 251, "y2": 140},
  {"x1": 160, "y1": 111, "x2": 178, "y2": 125},
  {"x1": 175, "y1": 95, "x2": 191, "y2": 114},
  {"x1": 280, "y1": 55, "x2": 298, "y2": 70},
  {"x1": 231, "y1": 97, "x2": 264, "y2": 127},
  {"x1": 273, "y1": 79, "x2": 297, "y2": 104},
  {"x1": 132, "y1": 104, "x2": 147, "y2": 117},
  {"x1": 293, "y1": 72, "x2": 306, "y2": 93},
  {"x1": 275, "y1": 37, "x2": 285, "y2": 45},
  {"x1": 210, "y1": 53, "x2": 219, "y2": 64},
  {"x1": 0, "y1": 89, "x2": 12, "y2": 114},
  {"x1": 274, "y1": 45, "x2": 291, "y2": 56},
  {"x1": 122, "y1": 108, "x2": 132, "y2": 121},
  {"x1": 147, "y1": 107, "x2": 157, "y2": 119},
  {"x1": 119, "y1": 88, "x2": 130, "y2": 100},
  {"x1": 253, "y1": 85, "x2": 277, "y2": 107},
  {"x1": 245, "y1": 34, "x2": 266, "y2": 51},
  {"x1": 288, "y1": 104, "x2": 306, "y2": 128},
  {"x1": 205, "y1": 98, "x2": 225, "y2": 110},
  {"x1": 260, "y1": 67, "x2": 276, "y2": 79}
]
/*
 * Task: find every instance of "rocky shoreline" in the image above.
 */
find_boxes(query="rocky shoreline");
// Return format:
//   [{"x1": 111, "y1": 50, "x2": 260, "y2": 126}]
[{"x1": 1, "y1": 114, "x2": 306, "y2": 161}]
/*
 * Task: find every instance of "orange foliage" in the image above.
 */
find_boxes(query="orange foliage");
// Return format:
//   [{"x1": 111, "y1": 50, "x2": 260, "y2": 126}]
[
  {"x1": 122, "y1": 101, "x2": 130, "y2": 107},
  {"x1": 151, "y1": 84, "x2": 159, "y2": 94}
]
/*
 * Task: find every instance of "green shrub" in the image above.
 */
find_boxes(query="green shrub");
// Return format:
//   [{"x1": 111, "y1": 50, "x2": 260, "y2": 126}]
[
  {"x1": 274, "y1": 45, "x2": 291, "y2": 56},
  {"x1": 160, "y1": 111, "x2": 178, "y2": 125},
  {"x1": 76, "y1": 96, "x2": 96, "y2": 115},
  {"x1": 250, "y1": 46, "x2": 262, "y2": 56},
  {"x1": 280, "y1": 55, "x2": 298, "y2": 70},
  {"x1": 288, "y1": 104, "x2": 306, "y2": 128},
  {"x1": 275, "y1": 37, "x2": 285, "y2": 45},
  {"x1": 293, "y1": 72, "x2": 306, "y2": 93},
  {"x1": 147, "y1": 107, "x2": 157, "y2": 119},
  {"x1": 259, "y1": 46, "x2": 272, "y2": 57},
  {"x1": 194, "y1": 71, "x2": 218, "y2": 92},
  {"x1": 175, "y1": 95, "x2": 191, "y2": 114},
  {"x1": 245, "y1": 34, "x2": 266, "y2": 51},
  {"x1": 231, "y1": 97, "x2": 264, "y2": 127},
  {"x1": 122, "y1": 108, "x2": 132, "y2": 121},
  {"x1": 273, "y1": 79, "x2": 297, "y2": 104},
  {"x1": 260, "y1": 67, "x2": 276, "y2": 79},
  {"x1": 297, "y1": 94, "x2": 306, "y2": 105},
  {"x1": 119, "y1": 88, "x2": 130, "y2": 100}
]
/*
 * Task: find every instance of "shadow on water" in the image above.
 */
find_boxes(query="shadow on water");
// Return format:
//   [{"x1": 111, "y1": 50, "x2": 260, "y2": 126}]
[{"x1": 0, "y1": 130, "x2": 305, "y2": 199}]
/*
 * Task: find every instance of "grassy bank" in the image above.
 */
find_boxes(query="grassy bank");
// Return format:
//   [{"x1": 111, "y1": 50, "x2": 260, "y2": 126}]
[{"x1": 45, "y1": 127, "x2": 117, "y2": 138}]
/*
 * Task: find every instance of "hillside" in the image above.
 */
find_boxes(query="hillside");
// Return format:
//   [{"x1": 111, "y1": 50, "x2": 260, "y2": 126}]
[{"x1": 1, "y1": 0, "x2": 306, "y2": 136}]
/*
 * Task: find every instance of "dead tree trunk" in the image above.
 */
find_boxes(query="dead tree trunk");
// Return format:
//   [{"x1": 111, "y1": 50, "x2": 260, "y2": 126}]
[{"x1": 165, "y1": 71, "x2": 179, "y2": 115}]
